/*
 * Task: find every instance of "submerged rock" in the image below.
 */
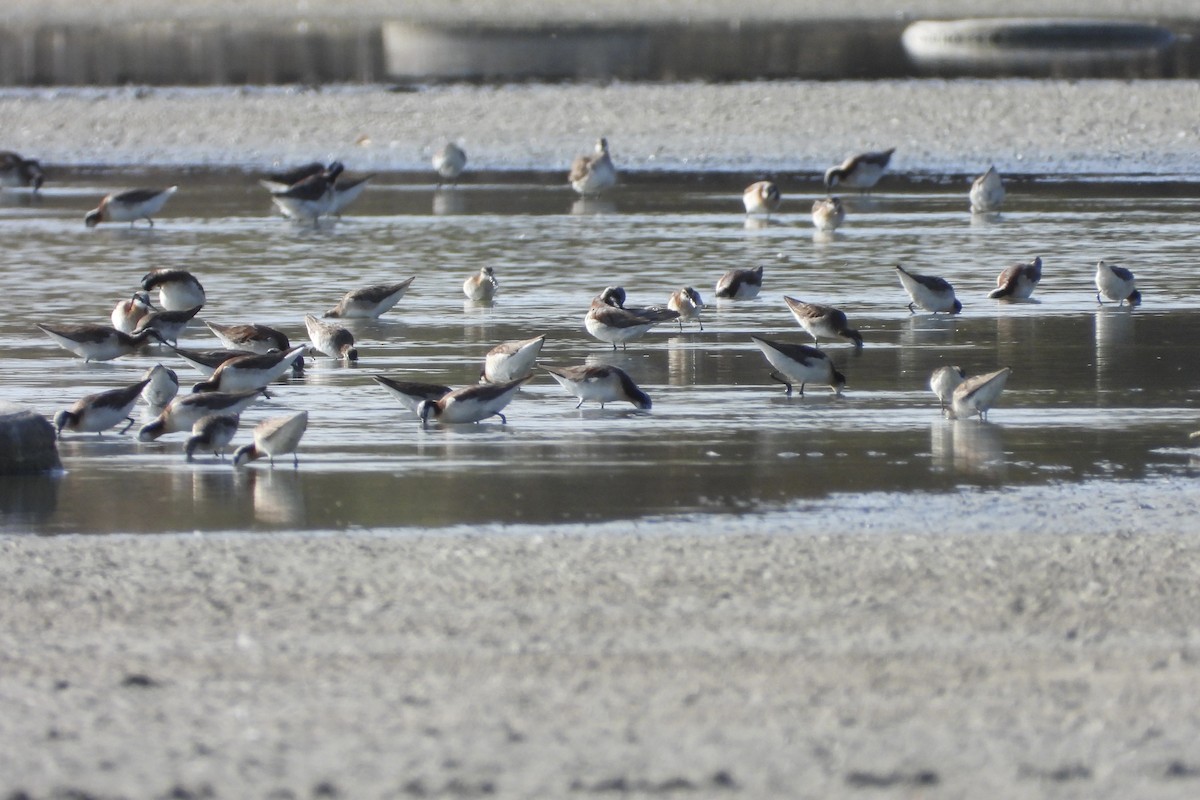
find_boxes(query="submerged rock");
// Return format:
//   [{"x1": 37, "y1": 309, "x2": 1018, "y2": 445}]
[{"x1": 0, "y1": 402, "x2": 61, "y2": 474}]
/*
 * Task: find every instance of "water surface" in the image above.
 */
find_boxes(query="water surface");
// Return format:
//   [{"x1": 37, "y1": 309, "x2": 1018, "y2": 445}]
[{"x1": 2, "y1": 171, "x2": 1198, "y2": 533}]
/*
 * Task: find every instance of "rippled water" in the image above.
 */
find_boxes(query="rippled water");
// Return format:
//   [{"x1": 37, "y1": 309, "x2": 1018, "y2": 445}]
[{"x1": 2, "y1": 170, "x2": 1199, "y2": 534}]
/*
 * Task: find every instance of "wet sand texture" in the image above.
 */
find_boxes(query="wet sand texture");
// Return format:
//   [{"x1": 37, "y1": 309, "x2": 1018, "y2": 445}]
[{"x1": 4, "y1": 486, "x2": 1200, "y2": 798}]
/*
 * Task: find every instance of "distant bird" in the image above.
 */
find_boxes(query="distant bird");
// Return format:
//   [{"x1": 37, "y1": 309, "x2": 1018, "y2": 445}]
[
  {"x1": 751, "y1": 336, "x2": 846, "y2": 397},
  {"x1": 481, "y1": 335, "x2": 545, "y2": 384},
  {"x1": 233, "y1": 410, "x2": 310, "y2": 468},
  {"x1": 141, "y1": 363, "x2": 180, "y2": 408},
  {"x1": 258, "y1": 161, "x2": 325, "y2": 192},
  {"x1": 206, "y1": 321, "x2": 291, "y2": 355},
  {"x1": 0, "y1": 151, "x2": 44, "y2": 191},
  {"x1": 137, "y1": 389, "x2": 265, "y2": 441},
  {"x1": 543, "y1": 364, "x2": 652, "y2": 410},
  {"x1": 54, "y1": 379, "x2": 151, "y2": 437},
  {"x1": 373, "y1": 375, "x2": 453, "y2": 416},
  {"x1": 715, "y1": 265, "x2": 764, "y2": 300},
  {"x1": 141, "y1": 269, "x2": 206, "y2": 311},
  {"x1": 569, "y1": 138, "x2": 618, "y2": 195},
  {"x1": 783, "y1": 296, "x2": 863, "y2": 350},
  {"x1": 1095, "y1": 260, "x2": 1141, "y2": 307},
  {"x1": 304, "y1": 314, "x2": 358, "y2": 361},
  {"x1": 969, "y1": 165, "x2": 1005, "y2": 214},
  {"x1": 323, "y1": 277, "x2": 415, "y2": 319},
  {"x1": 191, "y1": 346, "x2": 306, "y2": 394},
  {"x1": 270, "y1": 162, "x2": 343, "y2": 225},
  {"x1": 988, "y1": 257, "x2": 1042, "y2": 300},
  {"x1": 37, "y1": 323, "x2": 160, "y2": 362},
  {"x1": 433, "y1": 142, "x2": 468, "y2": 185},
  {"x1": 132, "y1": 304, "x2": 203, "y2": 346},
  {"x1": 895, "y1": 264, "x2": 961, "y2": 314},
  {"x1": 110, "y1": 291, "x2": 154, "y2": 334},
  {"x1": 416, "y1": 378, "x2": 528, "y2": 426},
  {"x1": 85, "y1": 186, "x2": 177, "y2": 228},
  {"x1": 185, "y1": 414, "x2": 240, "y2": 461},
  {"x1": 823, "y1": 148, "x2": 895, "y2": 192},
  {"x1": 950, "y1": 367, "x2": 1012, "y2": 421},
  {"x1": 584, "y1": 292, "x2": 677, "y2": 350},
  {"x1": 463, "y1": 267, "x2": 499, "y2": 302},
  {"x1": 667, "y1": 287, "x2": 705, "y2": 331},
  {"x1": 742, "y1": 181, "x2": 781, "y2": 218},
  {"x1": 929, "y1": 365, "x2": 967, "y2": 413},
  {"x1": 811, "y1": 197, "x2": 845, "y2": 232}
]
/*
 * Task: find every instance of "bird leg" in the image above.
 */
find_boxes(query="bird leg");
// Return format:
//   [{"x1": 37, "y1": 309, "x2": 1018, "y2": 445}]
[
  {"x1": 768, "y1": 371, "x2": 793, "y2": 396},
  {"x1": 120, "y1": 416, "x2": 135, "y2": 434}
]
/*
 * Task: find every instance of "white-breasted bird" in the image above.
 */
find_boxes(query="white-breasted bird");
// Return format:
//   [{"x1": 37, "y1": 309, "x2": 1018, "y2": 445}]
[
  {"x1": 949, "y1": 367, "x2": 1011, "y2": 421},
  {"x1": 543, "y1": 364, "x2": 652, "y2": 410},
  {"x1": 85, "y1": 186, "x2": 177, "y2": 228},
  {"x1": 895, "y1": 264, "x2": 961, "y2": 314},
  {"x1": 1095, "y1": 260, "x2": 1141, "y2": 307},
  {"x1": 54, "y1": 379, "x2": 152, "y2": 437},
  {"x1": 823, "y1": 148, "x2": 895, "y2": 192},
  {"x1": 233, "y1": 411, "x2": 309, "y2": 468},
  {"x1": 751, "y1": 335, "x2": 846, "y2": 397},
  {"x1": 969, "y1": 165, "x2": 1005, "y2": 214},
  {"x1": 569, "y1": 138, "x2": 618, "y2": 195}
]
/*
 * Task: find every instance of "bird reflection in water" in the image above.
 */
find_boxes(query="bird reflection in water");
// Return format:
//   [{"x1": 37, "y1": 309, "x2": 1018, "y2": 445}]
[{"x1": 930, "y1": 419, "x2": 1007, "y2": 477}]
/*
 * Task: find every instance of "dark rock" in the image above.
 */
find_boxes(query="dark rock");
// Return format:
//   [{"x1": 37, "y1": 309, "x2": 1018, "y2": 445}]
[{"x1": 0, "y1": 403, "x2": 60, "y2": 475}]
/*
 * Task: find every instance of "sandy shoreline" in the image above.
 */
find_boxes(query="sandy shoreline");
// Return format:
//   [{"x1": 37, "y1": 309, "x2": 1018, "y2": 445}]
[
  {"x1": 4, "y1": 478, "x2": 1200, "y2": 797},
  {"x1": 6, "y1": 80, "x2": 1200, "y2": 176}
]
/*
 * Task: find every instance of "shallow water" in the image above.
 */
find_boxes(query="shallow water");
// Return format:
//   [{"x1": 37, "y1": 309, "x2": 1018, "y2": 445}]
[{"x1": 2, "y1": 170, "x2": 1199, "y2": 534}]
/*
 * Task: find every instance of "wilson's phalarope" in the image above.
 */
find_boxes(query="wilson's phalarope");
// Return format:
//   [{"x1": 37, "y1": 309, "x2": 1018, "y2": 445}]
[
  {"x1": 463, "y1": 267, "x2": 499, "y2": 302},
  {"x1": 141, "y1": 363, "x2": 180, "y2": 408},
  {"x1": 258, "y1": 161, "x2": 325, "y2": 193},
  {"x1": 85, "y1": 186, "x2": 177, "y2": 228},
  {"x1": 110, "y1": 291, "x2": 154, "y2": 334},
  {"x1": 433, "y1": 142, "x2": 468, "y2": 185},
  {"x1": 323, "y1": 277, "x2": 415, "y2": 319},
  {"x1": 823, "y1": 148, "x2": 895, "y2": 192},
  {"x1": 751, "y1": 336, "x2": 846, "y2": 397},
  {"x1": 132, "y1": 304, "x2": 203, "y2": 346},
  {"x1": 233, "y1": 410, "x2": 310, "y2": 468},
  {"x1": 168, "y1": 345, "x2": 265, "y2": 376},
  {"x1": 37, "y1": 323, "x2": 160, "y2": 361},
  {"x1": 1095, "y1": 260, "x2": 1141, "y2": 307},
  {"x1": 742, "y1": 181, "x2": 781, "y2": 218},
  {"x1": 584, "y1": 293, "x2": 677, "y2": 350},
  {"x1": 714, "y1": 265, "x2": 764, "y2": 300},
  {"x1": 270, "y1": 162, "x2": 342, "y2": 225},
  {"x1": 137, "y1": 388, "x2": 265, "y2": 441},
  {"x1": 543, "y1": 364, "x2": 652, "y2": 410},
  {"x1": 569, "y1": 138, "x2": 618, "y2": 195},
  {"x1": 969, "y1": 165, "x2": 1005, "y2": 214},
  {"x1": 206, "y1": 321, "x2": 291, "y2": 355},
  {"x1": 950, "y1": 367, "x2": 1011, "y2": 421},
  {"x1": 373, "y1": 375, "x2": 453, "y2": 416},
  {"x1": 304, "y1": 314, "x2": 358, "y2": 361},
  {"x1": 988, "y1": 257, "x2": 1042, "y2": 300},
  {"x1": 929, "y1": 365, "x2": 967, "y2": 413},
  {"x1": 54, "y1": 379, "x2": 152, "y2": 437},
  {"x1": 190, "y1": 345, "x2": 307, "y2": 394},
  {"x1": 667, "y1": 287, "x2": 705, "y2": 331},
  {"x1": 141, "y1": 268, "x2": 207, "y2": 311},
  {"x1": 783, "y1": 296, "x2": 863, "y2": 350},
  {"x1": 0, "y1": 151, "x2": 44, "y2": 191},
  {"x1": 185, "y1": 414, "x2": 241, "y2": 461},
  {"x1": 482, "y1": 335, "x2": 546, "y2": 384},
  {"x1": 416, "y1": 378, "x2": 528, "y2": 427},
  {"x1": 811, "y1": 197, "x2": 845, "y2": 232},
  {"x1": 895, "y1": 264, "x2": 962, "y2": 314}
]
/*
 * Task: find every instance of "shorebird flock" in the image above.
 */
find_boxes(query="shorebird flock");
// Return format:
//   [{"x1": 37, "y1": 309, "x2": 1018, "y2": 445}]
[{"x1": 7, "y1": 138, "x2": 1148, "y2": 466}]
